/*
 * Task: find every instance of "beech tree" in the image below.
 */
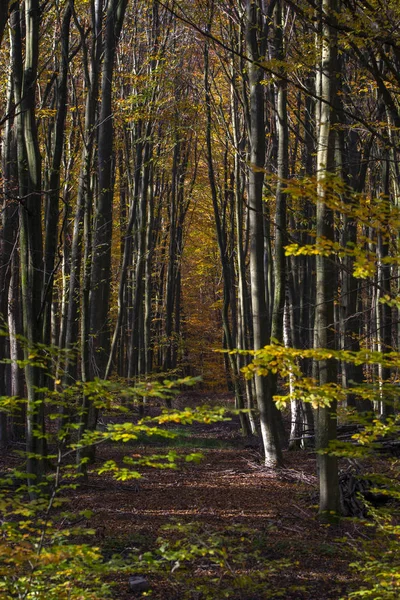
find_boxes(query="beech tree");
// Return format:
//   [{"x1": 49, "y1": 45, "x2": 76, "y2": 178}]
[
  {"x1": 89, "y1": 0, "x2": 128, "y2": 381},
  {"x1": 11, "y1": 0, "x2": 45, "y2": 492},
  {"x1": 245, "y1": 0, "x2": 283, "y2": 466},
  {"x1": 313, "y1": 0, "x2": 340, "y2": 514}
]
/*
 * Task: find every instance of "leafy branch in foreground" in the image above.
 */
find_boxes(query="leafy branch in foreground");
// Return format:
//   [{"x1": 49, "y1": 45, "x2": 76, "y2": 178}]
[
  {"x1": 130, "y1": 521, "x2": 292, "y2": 600},
  {"x1": 236, "y1": 343, "x2": 400, "y2": 412},
  {"x1": 0, "y1": 372, "x2": 234, "y2": 599},
  {"x1": 237, "y1": 342, "x2": 400, "y2": 599}
]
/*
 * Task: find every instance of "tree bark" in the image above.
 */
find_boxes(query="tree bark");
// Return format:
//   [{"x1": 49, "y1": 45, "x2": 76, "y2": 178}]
[
  {"x1": 0, "y1": 53, "x2": 19, "y2": 448},
  {"x1": 205, "y1": 29, "x2": 251, "y2": 435},
  {"x1": 246, "y1": 0, "x2": 282, "y2": 466},
  {"x1": 314, "y1": 0, "x2": 340, "y2": 516},
  {"x1": 42, "y1": 5, "x2": 72, "y2": 349},
  {"x1": 89, "y1": 0, "x2": 128, "y2": 379},
  {"x1": 12, "y1": 0, "x2": 45, "y2": 492}
]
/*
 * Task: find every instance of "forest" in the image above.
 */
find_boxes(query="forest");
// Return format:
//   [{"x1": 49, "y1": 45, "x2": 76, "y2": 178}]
[{"x1": 1, "y1": 0, "x2": 400, "y2": 598}]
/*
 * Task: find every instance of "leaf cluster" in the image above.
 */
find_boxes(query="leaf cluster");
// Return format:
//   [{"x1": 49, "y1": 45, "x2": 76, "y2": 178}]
[
  {"x1": 0, "y1": 366, "x2": 231, "y2": 599},
  {"x1": 131, "y1": 521, "x2": 291, "y2": 599}
]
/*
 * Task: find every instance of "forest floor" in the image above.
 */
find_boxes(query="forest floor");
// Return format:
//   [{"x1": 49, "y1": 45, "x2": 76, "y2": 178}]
[{"x1": 68, "y1": 391, "x2": 368, "y2": 600}]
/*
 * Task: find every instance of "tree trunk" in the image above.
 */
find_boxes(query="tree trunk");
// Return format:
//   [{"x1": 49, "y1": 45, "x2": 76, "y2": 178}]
[
  {"x1": 246, "y1": 0, "x2": 282, "y2": 466},
  {"x1": 89, "y1": 0, "x2": 128, "y2": 379},
  {"x1": 0, "y1": 56, "x2": 19, "y2": 447},
  {"x1": 12, "y1": 0, "x2": 45, "y2": 493},
  {"x1": 314, "y1": 0, "x2": 340, "y2": 516},
  {"x1": 205, "y1": 30, "x2": 251, "y2": 436},
  {"x1": 42, "y1": 5, "x2": 72, "y2": 350}
]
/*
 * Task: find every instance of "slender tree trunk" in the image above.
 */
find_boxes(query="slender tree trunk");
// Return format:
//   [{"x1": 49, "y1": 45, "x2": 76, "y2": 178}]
[
  {"x1": 144, "y1": 170, "x2": 155, "y2": 375},
  {"x1": 231, "y1": 62, "x2": 256, "y2": 432},
  {"x1": 314, "y1": 0, "x2": 340, "y2": 516},
  {"x1": 246, "y1": 0, "x2": 282, "y2": 465},
  {"x1": 0, "y1": 59, "x2": 19, "y2": 447},
  {"x1": 128, "y1": 137, "x2": 151, "y2": 381},
  {"x1": 163, "y1": 143, "x2": 179, "y2": 375},
  {"x1": 9, "y1": 255, "x2": 25, "y2": 440},
  {"x1": 376, "y1": 153, "x2": 393, "y2": 418},
  {"x1": 42, "y1": 5, "x2": 72, "y2": 349},
  {"x1": 89, "y1": 0, "x2": 128, "y2": 380},
  {"x1": 12, "y1": 0, "x2": 45, "y2": 492},
  {"x1": 271, "y1": 0, "x2": 287, "y2": 344},
  {"x1": 205, "y1": 32, "x2": 250, "y2": 435}
]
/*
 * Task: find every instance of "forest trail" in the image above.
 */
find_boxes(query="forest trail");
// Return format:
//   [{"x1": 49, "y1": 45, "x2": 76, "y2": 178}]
[{"x1": 72, "y1": 393, "x2": 360, "y2": 600}]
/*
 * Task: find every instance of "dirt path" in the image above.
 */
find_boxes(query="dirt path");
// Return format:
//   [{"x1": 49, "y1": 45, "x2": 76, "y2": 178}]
[{"x1": 72, "y1": 401, "x2": 361, "y2": 599}]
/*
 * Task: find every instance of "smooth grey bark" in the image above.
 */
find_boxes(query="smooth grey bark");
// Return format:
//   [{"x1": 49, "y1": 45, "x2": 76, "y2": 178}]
[
  {"x1": 89, "y1": 0, "x2": 128, "y2": 379},
  {"x1": 267, "y1": 0, "x2": 289, "y2": 446},
  {"x1": 377, "y1": 154, "x2": 393, "y2": 419},
  {"x1": 314, "y1": 0, "x2": 340, "y2": 516},
  {"x1": 163, "y1": 142, "x2": 179, "y2": 375},
  {"x1": 271, "y1": 0, "x2": 287, "y2": 343},
  {"x1": 229, "y1": 44, "x2": 257, "y2": 432},
  {"x1": 42, "y1": 5, "x2": 72, "y2": 350},
  {"x1": 8, "y1": 253, "x2": 25, "y2": 440},
  {"x1": 0, "y1": 62, "x2": 18, "y2": 448},
  {"x1": 5, "y1": 12, "x2": 24, "y2": 434},
  {"x1": 124, "y1": 122, "x2": 144, "y2": 380},
  {"x1": 12, "y1": 0, "x2": 45, "y2": 490},
  {"x1": 144, "y1": 167, "x2": 155, "y2": 375},
  {"x1": 246, "y1": 0, "x2": 282, "y2": 466},
  {"x1": 122, "y1": 0, "x2": 174, "y2": 381}
]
